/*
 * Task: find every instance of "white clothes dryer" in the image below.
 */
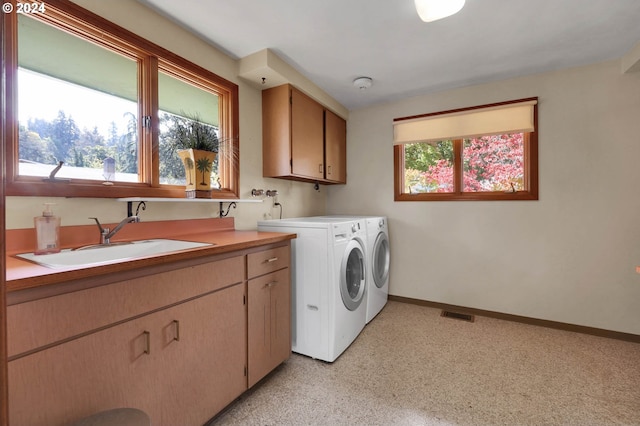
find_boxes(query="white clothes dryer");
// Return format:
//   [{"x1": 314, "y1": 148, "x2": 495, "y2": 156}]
[
  {"x1": 257, "y1": 217, "x2": 368, "y2": 362},
  {"x1": 363, "y1": 217, "x2": 390, "y2": 323},
  {"x1": 307, "y1": 215, "x2": 390, "y2": 323}
]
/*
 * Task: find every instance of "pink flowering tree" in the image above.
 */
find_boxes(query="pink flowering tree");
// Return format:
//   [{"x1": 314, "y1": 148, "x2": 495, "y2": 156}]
[{"x1": 404, "y1": 133, "x2": 524, "y2": 193}]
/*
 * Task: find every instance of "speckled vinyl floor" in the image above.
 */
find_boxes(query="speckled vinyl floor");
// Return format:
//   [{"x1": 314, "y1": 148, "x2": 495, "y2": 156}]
[{"x1": 211, "y1": 301, "x2": 640, "y2": 426}]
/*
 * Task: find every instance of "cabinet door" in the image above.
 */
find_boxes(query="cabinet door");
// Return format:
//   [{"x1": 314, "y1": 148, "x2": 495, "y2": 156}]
[
  {"x1": 247, "y1": 268, "x2": 291, "y2": 387},
  {"x1": 324, "y1": 109, "x2": 347, "y2": 183},
  {"x1": 270, "y1": 268, "x2": 291, "y2": 369},
  {"x1": 158, "y1": 283, "x2": 247, "y2": 425},
  {"x1": 8, "y1": 312, "x2": 160, "y2": 425},
  {"x1": 291, "y1": 88, "x2": 324, "y2": 180},
  {"x1": 262, "y1": 84, "x2": 292, "y2": 178}
]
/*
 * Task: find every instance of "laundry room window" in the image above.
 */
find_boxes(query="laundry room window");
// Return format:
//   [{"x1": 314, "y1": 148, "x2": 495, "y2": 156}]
[
  {"x1": 16, "y1": 14, "x2": 140, "y2": 184},
  {"x1": 393, "y1": 98, "x2": 538, "y2": 201},
  {"x1": 2, "y1": 1, "x2": 239, "y2": 199}
]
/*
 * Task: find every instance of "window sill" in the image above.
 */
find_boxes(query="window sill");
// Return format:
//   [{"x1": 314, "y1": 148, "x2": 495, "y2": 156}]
[{"x1": 394, "y1": 191, "x2": 538, "y2": 202}]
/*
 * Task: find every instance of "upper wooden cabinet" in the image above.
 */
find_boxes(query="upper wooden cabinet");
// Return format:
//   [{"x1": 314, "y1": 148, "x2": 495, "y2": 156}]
[
  {"x1": 324, "y1": 109, "x2": 347, "y2": 183},
  {"x1": 262, "y1": 84, "x2": 347, "y2": 184}
]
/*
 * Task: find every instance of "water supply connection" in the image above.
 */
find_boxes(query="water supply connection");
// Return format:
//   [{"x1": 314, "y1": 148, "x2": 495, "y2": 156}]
[{"x1": 252, "y1": 188, "x2": 282, "y2": 219}]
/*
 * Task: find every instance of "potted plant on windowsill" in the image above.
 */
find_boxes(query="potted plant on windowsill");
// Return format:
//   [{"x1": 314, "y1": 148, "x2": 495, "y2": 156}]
[{"x1": 168, "y1": 113, "x2": 223, "y2": 198}]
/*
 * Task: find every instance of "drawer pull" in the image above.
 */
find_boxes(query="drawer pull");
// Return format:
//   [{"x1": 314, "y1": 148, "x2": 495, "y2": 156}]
[
  {"x1": 264, "y1": 257, "x2": 279, "y2": 263},
  {"x1": 143, "y1": 330, "x2": 151, "y2": 355},
  {"x1": 265, "y1": 281, "x2": 278, "y2": 288},
  {"x1": 172, "y1": 320, "x2": 180, "y2": 342}
]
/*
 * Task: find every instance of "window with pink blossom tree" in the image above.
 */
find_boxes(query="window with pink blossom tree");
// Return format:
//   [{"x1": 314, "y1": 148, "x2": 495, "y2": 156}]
[{"x1": 394, "y1": 98, "x2": 538, "y2": 201}]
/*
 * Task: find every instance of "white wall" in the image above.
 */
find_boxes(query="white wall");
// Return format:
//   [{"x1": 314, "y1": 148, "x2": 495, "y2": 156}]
[
  {"x1": 328, "y1": 60, "x2": 640, "y2": 335},
  {"x1": 6, "y1": 0, "x2": 326, "y2": 231}
]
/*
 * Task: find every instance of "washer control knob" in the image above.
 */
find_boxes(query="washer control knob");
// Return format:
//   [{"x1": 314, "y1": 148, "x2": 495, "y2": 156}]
[{"x1": 351, "y1": 224, "x2": 357, "y2": 233}]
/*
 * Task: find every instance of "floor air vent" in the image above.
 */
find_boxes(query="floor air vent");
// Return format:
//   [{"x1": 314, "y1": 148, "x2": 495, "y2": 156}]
[{"x1": 441, "y1": 310, "x2": 475, "y2": 322}]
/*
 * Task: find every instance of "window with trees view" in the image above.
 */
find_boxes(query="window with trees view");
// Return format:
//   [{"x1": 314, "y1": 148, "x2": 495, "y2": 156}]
[
  {"x1": 18, "y1": 67, "x2": 140, "y2": 183},
  {"x1": 2, "y1": 1, "x2": 239, "y2": 198},
  {"x1": 394, "y1": 98, "x2": 538, "y2": 201}
]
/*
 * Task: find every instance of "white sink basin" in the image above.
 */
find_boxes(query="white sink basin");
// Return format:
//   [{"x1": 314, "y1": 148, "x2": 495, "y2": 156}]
[{"x1": 17, "y1": 239, "x2": 213, "y2": 269}]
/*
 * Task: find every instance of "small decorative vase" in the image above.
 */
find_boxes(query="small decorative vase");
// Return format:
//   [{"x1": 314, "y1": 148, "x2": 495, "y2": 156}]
[{"x1": 177, "y1": 149, "x2": 217, "y2": 198}]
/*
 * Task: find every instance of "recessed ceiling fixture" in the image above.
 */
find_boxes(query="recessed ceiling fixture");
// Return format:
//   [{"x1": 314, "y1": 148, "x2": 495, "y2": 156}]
[
  {"x1": 414, "y1": 0, "x2": 465, "y2": 22},
  {"x1": 353, "y1": 77, "x2": 373, "y2": 90}
]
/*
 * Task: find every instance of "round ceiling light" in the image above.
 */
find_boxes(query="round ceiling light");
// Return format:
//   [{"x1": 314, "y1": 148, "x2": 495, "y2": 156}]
[{"x1": 353, "y1": 77, "x2": 373, "y2": 90}]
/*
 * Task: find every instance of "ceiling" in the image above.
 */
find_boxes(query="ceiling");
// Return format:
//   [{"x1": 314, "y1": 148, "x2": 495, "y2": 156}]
[{"x1": 138, "y1": 0, "x2": 640, "y2": 111}]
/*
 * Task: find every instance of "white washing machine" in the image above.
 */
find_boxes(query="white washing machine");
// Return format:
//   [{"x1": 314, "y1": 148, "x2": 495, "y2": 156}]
[
  {"x1": 257, "y1": 217, "x2": 368, "y2": 362},
  {"x1": 307, "y1": 216, "x2": 390, "y2": 323}
]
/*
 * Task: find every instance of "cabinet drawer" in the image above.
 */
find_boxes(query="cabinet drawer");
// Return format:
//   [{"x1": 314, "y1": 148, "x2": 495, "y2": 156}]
[
  {"x1": 247, "y1": 245, "x2": 290, "y2": 279},
  {"x1": 8, "y1": 255, "x2": 244, "y2": 358}
]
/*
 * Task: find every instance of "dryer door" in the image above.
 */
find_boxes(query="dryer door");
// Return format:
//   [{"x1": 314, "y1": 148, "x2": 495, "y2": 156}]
[
  {"x1": 372, "y1": 232, "x2": 390, "y2": 289},
  {"x1": 340, "y1": 239, "x2": 366, "y2": 311}
]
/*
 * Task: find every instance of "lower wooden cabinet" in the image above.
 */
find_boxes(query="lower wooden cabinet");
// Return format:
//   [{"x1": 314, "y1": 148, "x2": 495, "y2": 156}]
[
  {"x1": 7, "y1": 241, "x2": 292, "y2": 426},
  {"x1": 8, "y1": 283, "x2": 246, "y2": 426},
  {"x1": 248, "y1": 268, "x2": 291, "y2": 387},
  {"x1": 247, "y1": 245, "x2": 292, "y2": 387},
  {"x1": 9, "y1": 304, "x2": 159, "y2": 425},
  {"x1": 155, "y1": 283, "x2": 246, "y2": 425}
]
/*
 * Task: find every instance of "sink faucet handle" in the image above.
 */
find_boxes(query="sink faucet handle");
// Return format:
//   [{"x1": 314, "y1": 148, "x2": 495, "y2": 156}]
[
  {"x1": 89, "y1": 217, "x2": 109, "y2": 235},
  {"x1": 89, "y1": 217, "x2": 103, "y2": 230}
]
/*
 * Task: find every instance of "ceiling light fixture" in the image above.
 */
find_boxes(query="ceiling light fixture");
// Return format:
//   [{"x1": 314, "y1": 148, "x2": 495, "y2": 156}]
[
  {"x1": 414, "y1": 0, "x2": 465, "y2": 22},
  {"x1": 353, "y1": 77, "x2": 373, "y2": 90}
]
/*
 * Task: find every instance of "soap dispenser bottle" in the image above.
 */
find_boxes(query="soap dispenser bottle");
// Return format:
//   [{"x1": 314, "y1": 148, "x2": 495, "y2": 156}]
[{"x1": 34, "y1": 203, "x2": 61, "y2": 255}]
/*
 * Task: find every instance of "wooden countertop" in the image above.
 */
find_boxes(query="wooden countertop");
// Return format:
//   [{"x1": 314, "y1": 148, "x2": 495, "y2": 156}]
[{"x1": 6, "y1": 218, "x2": 296, "y2": 293}]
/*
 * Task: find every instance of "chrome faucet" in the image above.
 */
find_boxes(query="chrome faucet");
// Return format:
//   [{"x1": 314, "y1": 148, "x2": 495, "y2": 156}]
[{"x1": 89, "y1": 216, "x2": 140, "y2": 245}]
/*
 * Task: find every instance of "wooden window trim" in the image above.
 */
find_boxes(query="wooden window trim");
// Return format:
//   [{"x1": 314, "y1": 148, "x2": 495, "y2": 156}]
[
  {"x1": 1, "y1": 2, "x2": 9, "y2": 424},
  {"x1": 394, "y1": 99, "x2": 538, "y2": 202},
  {"x1": 2, "y1": 0, "x2": 240, "y2": 199}
]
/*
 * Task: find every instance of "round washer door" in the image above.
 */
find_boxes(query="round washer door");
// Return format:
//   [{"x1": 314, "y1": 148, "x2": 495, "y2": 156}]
[
  {"x1": 372, "y1": 232, "x2": 390, "y2": 289},
  {"x1": 340, "y1": 239, "x2": 366, "y2": 311}
]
